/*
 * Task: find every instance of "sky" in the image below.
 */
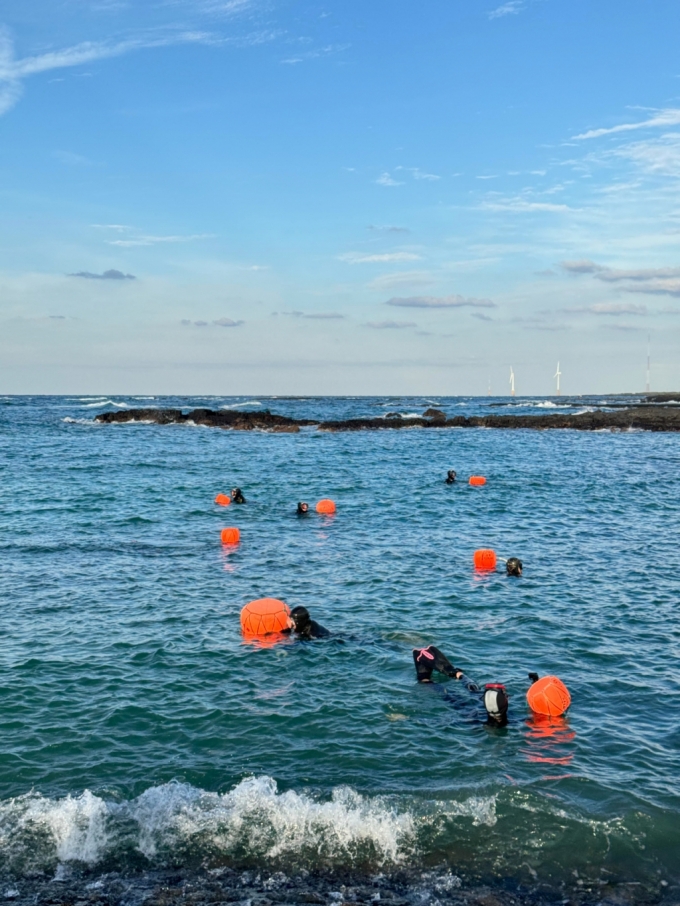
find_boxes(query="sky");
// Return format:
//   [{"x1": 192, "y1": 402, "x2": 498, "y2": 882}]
[{"x1": 1, "y1": 0, "x2": 680, "y2": 395}]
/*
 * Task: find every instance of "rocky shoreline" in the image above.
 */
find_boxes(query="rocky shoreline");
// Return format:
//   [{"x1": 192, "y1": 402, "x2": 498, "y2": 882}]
[
  {"x1": 0, "y1": 864, "x2": 669, "y2": 906},
  {"x1": 94, "y1": 402, "x2": 680, "y2": 432}
]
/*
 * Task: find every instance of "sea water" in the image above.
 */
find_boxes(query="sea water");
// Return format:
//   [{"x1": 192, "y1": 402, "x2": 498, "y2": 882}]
[{"x1": 0, "y1": 395, "x2": 679, "y2": 894}]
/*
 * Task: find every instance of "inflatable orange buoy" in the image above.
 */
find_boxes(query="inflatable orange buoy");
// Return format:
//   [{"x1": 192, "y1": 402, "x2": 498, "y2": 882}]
[
  {"x1": 240, "y1": 598, "x2": 291, "y2": 637},
  {"x1": 220, "y1": 527, "x2": 240, "y2": 545},
  {"x1": 316, "y1": 499, "x2": 336, "y2": 514},
  {"x1": 469, "y1": 476, "x2": 486, "y2": 486},
  {"x1": 527, "y1": 676, "x2": 571, "y2": 717},
  {"x1": 215, "y1": 493, "x2": 231, "y2": 506},
  {"x1": 473, "y1": 549, "x2": 497, "y2": 570}
]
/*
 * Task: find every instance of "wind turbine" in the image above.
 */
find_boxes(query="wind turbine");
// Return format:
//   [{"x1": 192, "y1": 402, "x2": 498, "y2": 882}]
[
  {"x1": 509, "y1": 367, "x2": 515, "y2": 397},
  {"x1": 554, "y1": 362, "x2": 562, "y2": 397}
]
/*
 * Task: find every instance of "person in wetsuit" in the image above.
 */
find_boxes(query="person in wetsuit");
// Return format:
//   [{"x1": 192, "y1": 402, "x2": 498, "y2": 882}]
[
  {"x1": 231, "y1": 487, "x2": 246, "y2": 504},
  {"x1": 445, "y1": 470, "x2": 457, "y2": 484},
  {"x1": 290, "y1": 606, "x2": 330, "y2": 639},
  {"x1": 506, "y1": 557, "x2": 522, "y2": 577},
  {"x1": 297, "y1": 502, "x2": 309, "y2": 515},
  {"x1": 413, "y1": 645, "x2": 508, "y2": 725}
]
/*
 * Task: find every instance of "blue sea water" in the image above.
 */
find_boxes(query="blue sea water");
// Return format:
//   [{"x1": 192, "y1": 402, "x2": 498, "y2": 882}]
[{"x1": 1, "y1": 395, "x2": 679, "y2": 893}]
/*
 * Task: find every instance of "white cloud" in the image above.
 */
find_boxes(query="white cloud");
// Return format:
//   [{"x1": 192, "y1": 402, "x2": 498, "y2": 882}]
[
  {"x1": 367, "y1": 271, "x2": 437, "y2": 291},
  {"x1": 573, "y1": 108, "x2": 680, "y2": 141},
  {"x1": 481, "y1": 197, "x2": 570, "y2": 212},
  {"x1": 565, "y1": 302, "x2": 647, "y2": 316},
  {"x1": 488, "y1": 1, "x2": 524, "y2": 20},
  {"x1": 339, "y1": 252, "x2": 421, "y2": 264},
  {"x1": 365, "y1": 320, "x2": 417, "y2": 329},
  {"x1": 281, "y1": 310, "x2": 345, "y2": 319},
  {"x1": 107, "y1": 233, "x2": 214, "y2": 247},
  {"x1": 386, "y1": 295, "x2": 495, "y2": 309},
  {"x1": 0, "y1": 26, "x2": 225, "y2": 117},
  {"x1": 376, "y1": 172, "x2": 403, "y2": 187},
  {"x1": 613, "y1": 133, "x2": 680, "y2": 176}
]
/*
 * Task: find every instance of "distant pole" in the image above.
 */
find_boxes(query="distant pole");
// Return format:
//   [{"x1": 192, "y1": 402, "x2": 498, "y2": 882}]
[
  {"x1": 509, "y1": 367, "x2": 515, "y2": 397},
  {"x1": 554, "y1": 361, "x2": 562, "y2": 397},
  {"x1": 488, "y1": 377, "x2": 491, "y2": 396},
  {"x1": 646, "y1": 334, "x2": 651, "y2": 393}
]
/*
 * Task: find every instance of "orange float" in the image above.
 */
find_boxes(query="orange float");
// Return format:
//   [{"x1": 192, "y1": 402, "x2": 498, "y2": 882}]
[
  {"x1": 240, "y1": 598, "x2": 291, "y2": 637},
  {"x1": 215, "y1": 493, "x2": 231, "y2": 506},
  {"x1": 473, "y1": 548, "x2": 497, "y2": 570},
  {"x1": 316, "y1": 499, "x2": 336, "y2": 514},
  {"x1": 527, "y1": 676, "x2": 571, "y2": 717},
  {"x1": 469, "y1": 476, "x2": 487, "y2": 486},
  {"x1": 220, "y1": 527, "x2": 240, "y2": 545}
]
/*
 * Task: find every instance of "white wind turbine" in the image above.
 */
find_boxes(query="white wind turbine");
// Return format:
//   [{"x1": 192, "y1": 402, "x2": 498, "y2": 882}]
[
  {"x1": 509, "y1": 367, "x2": 515, "y2": 397},
  {"x1": 554, "y1": 361, "x2": 562, "y2": 397}
]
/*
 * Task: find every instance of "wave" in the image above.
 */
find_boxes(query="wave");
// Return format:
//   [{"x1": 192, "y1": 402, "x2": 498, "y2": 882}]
[
  {"x1": 62, "y1": 417, "x2": 97, "y2": 425},
  {"x1": 0, "y1": 778, "x2": 418, "y2": 875},
  {"x1": 80, "y1": 400, "x2": 129, "y2": 409},
  {"x1": 220, "y1": 401, "x2": 263, "y2": 410}
]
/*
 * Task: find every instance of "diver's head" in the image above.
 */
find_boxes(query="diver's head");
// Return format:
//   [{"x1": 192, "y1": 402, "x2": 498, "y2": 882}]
[
  {"x1": 290, "y1": 606, "x2": 311, "y2": 632},
  {"x1": 506, "y1": 557, "x2": 523, "y2": 577},
  {"x1": 446, "y1": 469, "x2": 457, "y2": 482},
  {"x1": 297, "y1": 501, "x2": 309, "y2": 514},
  {"x1": 484, "y1": 684, "x2": 509, "y2": 724},
  {"x1": 231, "y1": 487, "x2": 241, "y2": 497}
]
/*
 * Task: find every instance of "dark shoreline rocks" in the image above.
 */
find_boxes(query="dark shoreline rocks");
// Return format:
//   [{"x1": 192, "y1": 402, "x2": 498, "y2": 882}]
[
  {"x1": 95, "y1": 406, "x2": 680, "y2": 432},
  {"x1": 0, "y1": 864, "x2": 668, "y2": 906}
]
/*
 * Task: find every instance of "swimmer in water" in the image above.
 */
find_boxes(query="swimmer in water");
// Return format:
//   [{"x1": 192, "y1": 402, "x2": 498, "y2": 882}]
[
  {"x1": 290, "y1": 606, "x2": 330, "y2": 639},
  {"x1": 413, "y1": 645, "x2": 509, "y2": 726},
  {"x1": 297, "y1": 502, "x2": 309, "y2": 515},
  {"x1": 445, "y1": 470, "x2": 457, "y2": 484},
  {"x1": 506, "y1": 557, "x2": 522, "y2": 577},
  {"x1": 231, "y1": 487, "x2": 246, "y2": 504}
]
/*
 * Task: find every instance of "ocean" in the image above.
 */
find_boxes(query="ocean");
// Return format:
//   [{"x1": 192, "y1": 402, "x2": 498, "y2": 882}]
[{"x1": 1, "y1": 395, "x2": 679, "y2": 903}]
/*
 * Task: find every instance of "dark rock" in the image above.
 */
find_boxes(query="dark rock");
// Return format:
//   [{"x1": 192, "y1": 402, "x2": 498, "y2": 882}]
[{"x1": 423, "y1": 408, "x2": 446, "y2": 420}]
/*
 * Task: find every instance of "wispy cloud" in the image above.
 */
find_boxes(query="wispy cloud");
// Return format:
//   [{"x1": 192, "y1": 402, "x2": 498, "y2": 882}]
[
  {"x1": 53, "y1": 149, "x2": 94, "y2": 166},
  {"x1": 565, "y1": 302, "x2": 647, "y2": 316},
  {"x1": 395, "y1": 166, "x2": 441, "y2": 181},
  {"x1": 0, "y1": 26, "x2": 235, "y2": 117},
  {"x1": 280, "y1": 310, "x2": 345, "y2": 319},
  {"x1": 107, "y1": 233, "x2": 214, "y2": 247},
  {"x1": 386, "y1": 294, "x2": 495, "y2": 309},
  {"x1": 481, "y1": 197, "x2": 570, "y2": 212},
  {"x1": 613, "y1": 133, "x2": 680, "y2": 176},
  {"x1": 376, "y1": 172, "x2": 403, "y2": 187},
  {"x1": 281, "y1": 43, "x2": 349, "y2": 65},
  {"x1": 367, "y1": 271, "x2": 437, "y2": 291},
  {"x1": 213, "y1": 317, "x2": 244, "y2": 326},
  {"x1": 69, "y1": 268, "x2": 136, "y2": 280},
  {"x1": 488, "y1": 1, "x2": 525, "y2": 20},
  {"x1": 367, "y1": 225, "x2": 410, "y2": 233},
  {"x1": 339, "y1": 252, "x2": 421, "y2": 264},
  {"x1": 573, "y1": 107, "x2": 680, "y2": 141},
  {"x1": 365, "y1": 320, "x2": 417, "y2": 329},
  {"x1": 560, "y1": 260, "x2": 680, "y2": 296}
]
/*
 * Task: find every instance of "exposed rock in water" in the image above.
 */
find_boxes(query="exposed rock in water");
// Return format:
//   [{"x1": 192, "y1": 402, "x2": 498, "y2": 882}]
[
  {"x1": 423, "y1": 408, "x2": 446, "y2": 421},
  {"x1": 94, "y1": 406, "x2": 680, "y2": 432}
]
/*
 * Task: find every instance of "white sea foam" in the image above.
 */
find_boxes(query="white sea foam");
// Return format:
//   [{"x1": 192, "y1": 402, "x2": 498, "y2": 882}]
[
  {"x1": 220, "y1": 401, "x2": 263, "y2": 409},
  {"x1": 62, "y1": 417, "x2": 97, "y2": 425},
  {"x1": 0, "y1": 778, "x2": 423, "y2": 873},
  {"x1": 80, "y1": 400, "x2": 129, "y2": 409}
]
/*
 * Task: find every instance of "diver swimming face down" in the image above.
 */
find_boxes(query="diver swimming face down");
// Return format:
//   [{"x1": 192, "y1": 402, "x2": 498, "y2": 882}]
[{"x1": 506, "y1": 557, "x2": 522, "y2": 576}]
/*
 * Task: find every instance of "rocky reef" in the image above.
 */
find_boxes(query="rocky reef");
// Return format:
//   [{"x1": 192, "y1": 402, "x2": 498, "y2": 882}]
[{"x1": 95, "y1": 403, "x2": 680, "y2": 432}]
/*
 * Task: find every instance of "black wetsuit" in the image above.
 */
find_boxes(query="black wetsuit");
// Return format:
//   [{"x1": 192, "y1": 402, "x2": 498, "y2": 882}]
[
  {"x1": 295, "y1": 619, "x2": 330, "y2": 640},
  {"x1": 413, "y1": 646, "x2": 509, "y2": 726},
  {"x1": 232, "y1": 488, "x2": 246, "y2": 504}
]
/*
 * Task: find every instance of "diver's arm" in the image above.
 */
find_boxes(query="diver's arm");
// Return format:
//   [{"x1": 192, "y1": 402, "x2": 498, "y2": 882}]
[{"x1": 455, "y1": 673, "x2": 481, "y2": 694}]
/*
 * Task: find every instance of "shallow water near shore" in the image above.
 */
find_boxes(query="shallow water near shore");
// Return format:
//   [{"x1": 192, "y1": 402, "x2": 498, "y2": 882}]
[{"x1": 1, "y1": 396, "x2": 679, "y2": 903}]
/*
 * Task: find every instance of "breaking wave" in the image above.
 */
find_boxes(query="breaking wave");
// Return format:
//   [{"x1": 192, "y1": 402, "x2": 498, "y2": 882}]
[{"x1": 0, "y1": 778, "x2": 420, "y2": 875}]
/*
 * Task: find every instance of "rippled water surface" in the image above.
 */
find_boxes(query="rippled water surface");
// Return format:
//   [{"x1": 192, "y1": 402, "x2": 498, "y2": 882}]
[{"x1": 1, "y1": 396, "x2": 679, "y2": 891}]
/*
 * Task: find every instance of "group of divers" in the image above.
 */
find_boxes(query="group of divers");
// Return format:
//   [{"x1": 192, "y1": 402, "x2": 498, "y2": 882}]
[{"x1": 227, "y1": 473, "x2": 549, "y2": 729}]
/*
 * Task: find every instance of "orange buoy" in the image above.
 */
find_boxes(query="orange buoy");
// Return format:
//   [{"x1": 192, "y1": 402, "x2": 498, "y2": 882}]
[
  {"x1": 240, "y1": 598, "x2": 291, "y2": 637},
  {"x1": 527, "y1": 676, "x2": 571, "y2": 717},
  {"x1": 221, "y1": 527, "x2": 240, "y2": 545},
  {"x1": 215, "y1": 493, "x2": 231, "y2": 506},
  {"x1": 316, "y1": 499, "x2": 336, "y2": 514},
  {"x1": 473, "y1": 548, "x2": 497, "y2": 570},
  {"x1": 469, "y1": 476, "x2": 487, "y2": 486}
]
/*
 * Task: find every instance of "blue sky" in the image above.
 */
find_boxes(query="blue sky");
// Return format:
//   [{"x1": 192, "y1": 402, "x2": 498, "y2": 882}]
[{"x1": 1, "y1": 0, "x2": 680, "y2": 395}]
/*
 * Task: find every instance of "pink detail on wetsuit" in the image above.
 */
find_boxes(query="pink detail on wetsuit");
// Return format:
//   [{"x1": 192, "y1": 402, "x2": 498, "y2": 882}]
[{"x1": 416, "y1": 647, "x2": 435, "y2": 661}]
